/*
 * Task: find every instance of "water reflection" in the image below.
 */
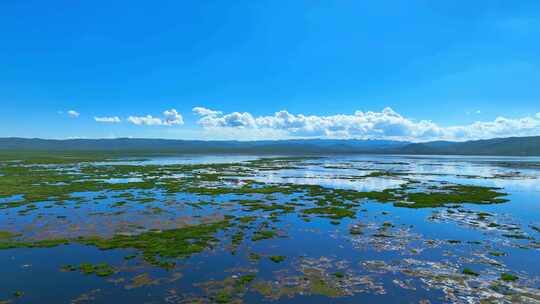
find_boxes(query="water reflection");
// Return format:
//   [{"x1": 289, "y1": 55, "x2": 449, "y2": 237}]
[
  {"x1": 95, "y1": 155, "x2": 260, "y2": 166},
  {"x1": 251, "y1": 172, "x2": 406, "y2": 192}
]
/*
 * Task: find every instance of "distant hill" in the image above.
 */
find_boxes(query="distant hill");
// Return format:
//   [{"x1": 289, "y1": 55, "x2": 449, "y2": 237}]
[
  {"x1": 0, "y1": 138, "x2": 409, "y2": 154},
  {"x1": 1, "y1": 136, "x2": 539, "y2": 156},
  {"x1": 396, "y1": 136, "x2": 540, "y2": 156}
]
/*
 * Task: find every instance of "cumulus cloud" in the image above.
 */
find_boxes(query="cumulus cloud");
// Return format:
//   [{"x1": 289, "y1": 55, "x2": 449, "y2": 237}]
[
  {"x1": 162, "y1": 109, "x2": 184, "y2": 126},
  {"x1": 128, "y1": 115, "x2": 164, "y2": 126},
  {"x1": 128, "y1": 109, "x2": 183, "y2": 126},
  {"x1": 67, "y1": 110, "x2": 80, "y2": 118},
  {"x1": 94, "y1": 116, "x2": 121, "y2": 123},
  {"x1": 192, "y1": 106, "x2": 540, "y2": 141},
  {"x1": 193, "y1": 107, "x2": 222, "y2": 117}
]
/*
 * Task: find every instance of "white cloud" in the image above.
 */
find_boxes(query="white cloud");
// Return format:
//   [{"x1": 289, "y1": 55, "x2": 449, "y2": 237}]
[
  {"x1": 67, "y1": 110, "x2": 80, "y2": 118},
  {"x1": 193, "y1": 107, "x2": 222, "y2": 117},
  {"x1": 128, "y1": 115, "x2": 163, "y2": 126},
  {"x1": 128, "y1": 109, "x2": 183, "y2": 126},
  {"x1": 163, "y1": 109, "x2": 184, "y2": 126},
  {"x1": 193, "y1": 106, "x2": 540, "y2": 141},
  {"x1": 94, "y1": 116, "x2": 121, "y2": 123}
]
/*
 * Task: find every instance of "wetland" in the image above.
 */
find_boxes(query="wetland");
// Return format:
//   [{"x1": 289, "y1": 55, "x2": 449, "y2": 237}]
[{"x1": 1, "y1": 152, "x2": 540, "y2": 303}]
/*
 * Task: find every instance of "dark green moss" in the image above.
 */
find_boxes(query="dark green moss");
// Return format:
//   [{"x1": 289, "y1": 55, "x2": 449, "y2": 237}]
[
  {"x1": 333, "y1": 272, "x2": 345, "y2": 278},
  {"x1": 0, "y1": 238, "x2": 69, "y2": 249},
  {"x1": 500, "y1": 273, "x2": 518, "y2": 282},
  {"x1": 269, "y1": 255, "x2": 286, "y2": 263},
  {"x1": 237, "y1": 274, "x2": 256, "y2": 286},
  {"x1": 302, "y1": 207, "x2": 355, "y2": 219},
  {"x1": 0, "y1": 231, "x2": 16, "y2": 240},
  {"x1": 61, "y1": 264, "x2": 78, "y2": 272},
  {"x1": 78, "y1": 263, "x2": 116, "y2": 277},
  {"x1": 502, "y1": 233, "x2": 533, "y2": 240},
  {"x1": 462, "y1": 268, "x2": 479, "y2": 276},
  {"x1": 214, "y1": 290, "x2": 232, "y2": 303},
  {"x1": 231, "y1": 230, "x2": 245, "y2": 250},
  {"x1": 13, "y1": 291, "x2": 24, "y2": 297},
  {"x1": 364, "y1": 171, "x2": 404, "y2": 178},
  {"x1": 476, "y1": 212, "x2": 492, "y2": 221},
  {"x1": 251, "y1": 229, "x2": 278, "y2": 242},
  {"x1": 394, "y1": 185, "x2": 508, "y2": 208},
  {"x1": 239, "y1": 200, "x2": 295, "y2": 213},
  {"x1": 78, "y1": 220, "x2": 233, "y2": 268},
  {"x1": 112, "y1": 201, "x2": 127, "y2": 207}
]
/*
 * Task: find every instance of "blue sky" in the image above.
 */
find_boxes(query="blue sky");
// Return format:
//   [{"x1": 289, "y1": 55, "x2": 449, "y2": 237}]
[{"x1": 1, "y1": 0, "x2": 539, "y2": 141}]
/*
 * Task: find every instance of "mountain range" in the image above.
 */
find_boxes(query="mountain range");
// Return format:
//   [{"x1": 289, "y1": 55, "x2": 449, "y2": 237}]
[{"x1": 1, "y1": 136, "x2": 540, "y2": 156}]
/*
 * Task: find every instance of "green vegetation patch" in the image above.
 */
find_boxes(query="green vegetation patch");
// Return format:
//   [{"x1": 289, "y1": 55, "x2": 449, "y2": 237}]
[
  {"x1": 251, "y1": 229, "x2": 278, "y2": 242},
  {"x1": 394, "y1": 185, "x2": 508, "y2": 208},
  {"x1": 302, "y1": 206, "x2": 356, "y2": 219},
  {"x1": 78, "y1": 220, "x2": 233, "y2": 268},
  {"x1": 0, "y1": 238, "x2": 69, "y2": 249},
  {"x1": 269, "y1": 255, "x2": 286, "y2": 263},
  {"x1": 500, "y1": 273, "x2": 518, "y2": 282},
  {"x1": 0, "y1": 231, "x2": 16, "y2": 240},
  {"x1": 197, "y1": 272, "x2": 258, "y2": 304},
  {"x1": 252, "y1": 269, "x2": 347, "y2": 299},
  {"x1": 1, "y1": 220, "x2": 234, "y2": 270},
  {"x1": 237, "y1": 274, "x2": 256, "y2": 286},
  {"x1": 62, "y1": 263, "x2": 116, "y2": 277},
  {"x1": 13, "y1": 291, "x2": 24, "y2": 298},
  {"x1": 333, "y1": 272, "x2": 345, "y2": 278},
  {"x1": 363, "y1": 171, "x2": 405, "y2": 178},
  {"x1": 462, "y1": 268, "x2": 480, "y2": 276}
]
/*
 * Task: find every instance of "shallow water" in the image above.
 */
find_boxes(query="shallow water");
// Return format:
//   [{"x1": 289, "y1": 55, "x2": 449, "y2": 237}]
[
  {"x1": 95, "y1": 155, "x2": 260, "y2": 166},
  {"x1": 1, "y1": 155, "x2": 539, "y2": 303}
]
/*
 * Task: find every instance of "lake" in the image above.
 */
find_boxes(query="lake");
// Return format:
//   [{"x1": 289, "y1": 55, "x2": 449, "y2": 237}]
[{"x1": 1, "y1": 155, "x2": 539, "y2": 303}]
